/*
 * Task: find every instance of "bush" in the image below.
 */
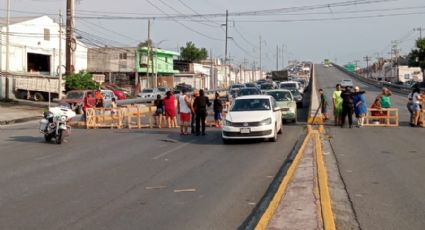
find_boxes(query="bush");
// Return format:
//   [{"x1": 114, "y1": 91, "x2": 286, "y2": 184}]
[{"x1": 65, "y1": 72, "x2": 99, "y2": 91}]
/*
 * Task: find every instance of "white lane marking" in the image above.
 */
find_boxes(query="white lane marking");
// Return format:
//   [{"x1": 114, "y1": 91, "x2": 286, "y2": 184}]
[{"x1": 152, "y1": 142, "x2": 191, "y2": 160}]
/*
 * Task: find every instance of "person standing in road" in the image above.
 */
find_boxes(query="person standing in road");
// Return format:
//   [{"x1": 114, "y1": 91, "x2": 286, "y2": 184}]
[
  {"x1": 163, "y1": 91, "x2": 177, "y2": 128},
  {"x1": 95, "y1": 89, "x2": 104, "y2": 108},
  {"x1": 319, "y1": 89, "x2": 329, "y2": 121},
  {"x1": 340, "y1": 86, "x2": 354, "y2": 128},
  {"x1": 411, "y1": 87, "x2": 423, "y2": 127},
  {"x1": 213, "y1": 92, "x2": 224, "y2": 127},
  {"x1": 352, "y1": 86, "x2": 367, "y2": 127},
  {"x1": 178, "y1": 89, "x2": 192, "y2": 135},
  {"x1": 407, "y1": 88, "x2": 415, "y2": 126},
  {"x1": 153, "y1": 94, "x2": 164, "y2": 128},
  {"x1": 82, "y1": 92, "x2": 94, "y2": 121},
  {"x1": 332, "y1": 84, "x2": 343, "y2": 126},
  {"x1": 193, "y1": 89, "x2": 211, "y2": 136},
  {"x1": 190, "y1": 89, "x2": 199, "y2": 134}
]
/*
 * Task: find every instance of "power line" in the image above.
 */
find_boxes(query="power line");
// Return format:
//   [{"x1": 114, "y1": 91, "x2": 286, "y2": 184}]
[
  {"x1": 145, "y1": 0, "x2": 222, "y2": 41},
  {"x1": 174, "y1": 0, "x2": 220, "y2": 27}
]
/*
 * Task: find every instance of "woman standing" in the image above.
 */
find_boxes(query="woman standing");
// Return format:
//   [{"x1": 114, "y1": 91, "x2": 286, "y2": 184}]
[
  {"x1": 411, "y1": 87, "x2": 423, "y2": 127},
  {"x1": 352, "y1": 86, "x2": 367, "y2": 127},
  {"x1": 163, "y1": 91, "x2": 177, "y2": 128}
]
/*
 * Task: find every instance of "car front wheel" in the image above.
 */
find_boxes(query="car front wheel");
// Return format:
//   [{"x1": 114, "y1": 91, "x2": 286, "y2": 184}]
[{"x1": 270, "y1": 125, "x2": 278, "y2": 142}]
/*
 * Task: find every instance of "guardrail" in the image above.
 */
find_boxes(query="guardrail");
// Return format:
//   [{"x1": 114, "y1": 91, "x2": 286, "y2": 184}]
[{"x1": 332, "y1": 63, "x2": 412, "y2": 95}]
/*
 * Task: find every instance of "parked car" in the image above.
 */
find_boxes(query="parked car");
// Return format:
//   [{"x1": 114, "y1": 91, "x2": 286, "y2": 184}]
[
  {"x1": 340, "y1": 79, "x2": 354, "y2": 88},
  {"x1": 138, "y1": 88, "x2": 160, "y2": 102},
  {"x1": 289, "y1": 88, "x2": 303, "y2": 108},
  {"x1": 60, "y1": 90, "x2": 95, "y2": 114},
  {"x1": 222, "y1": 95, "x2": 283, "y2": 143},
  {"x1": 245, "y1": 82, "x2": 258, "y2": 88},
  {"x1": 265, "y1": 89, "x2": 297, "y2": 123},
  {"x1": 238, "y1": 87, "x2": 262, "y2": 97},
  {"x1": 101, "y1": 89, "x2": 117, "y2": 108},
  {"x1": 260, "y1": 83, "x2": 275, "y2": 92},
  {"x1": 102, "y1": 84, "x2": 127, "y2": 100}
]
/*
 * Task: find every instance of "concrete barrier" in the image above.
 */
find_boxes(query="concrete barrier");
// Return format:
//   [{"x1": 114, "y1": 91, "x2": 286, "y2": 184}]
[{"x1": 308, "y1": 65, "x2": 323, "y2": 124}]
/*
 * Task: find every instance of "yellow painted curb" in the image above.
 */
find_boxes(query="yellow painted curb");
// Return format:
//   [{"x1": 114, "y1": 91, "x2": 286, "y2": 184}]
[
  {"x1": 255, "y1": 132, "x2": 312, "y2": 230},
  {"x1": 314, "y1": 132, "x2": 336, "y2": 230}
]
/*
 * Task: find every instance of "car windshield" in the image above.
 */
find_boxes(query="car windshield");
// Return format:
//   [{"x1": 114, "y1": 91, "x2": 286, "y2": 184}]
[
  {"x1": 157, "y1": 88, "x2": 167, "y2": 92},
  {"x1": 260, "y1": 84, "x2": 274, "y2": 90},
  {"x1": 143, "y1": 89, "x2": 153, "y2": 93},
  {"x1": 231, "y1": 99, "x2": 271, "y2": 111},
  {"x1": 66, "y1": 91, "x2": 84, "y2": 99},
  {"x1": 245, "y1": 83, "x2": 256, "y2": 87},
  {"x1": 280, "y1": 83, "x2": 297, "y2": 88},
  {"x1": 239, "y1": 88, "x2": 261, "y2": 96},
  {"x1": 267, "y1": 91, "x2": 293, "y2": 101}
]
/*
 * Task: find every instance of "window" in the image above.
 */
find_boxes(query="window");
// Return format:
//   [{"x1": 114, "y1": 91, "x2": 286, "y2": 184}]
[
  {"x1": 119, "y1": 53, "x2": 127, "y2": 60},
  {"x1": 165, "y1": 57, "x2": 168, "y2": 63},
  {"x1": 44, "y1": 28, "x2": 50, "y2": 41},
  {"x1": 404, "y1": 74, "x2": 410, "y2": 80}
]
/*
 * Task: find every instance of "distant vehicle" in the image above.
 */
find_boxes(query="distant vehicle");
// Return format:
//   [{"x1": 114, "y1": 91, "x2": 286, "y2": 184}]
[
  {"x1": 340, "y1": 79, "x2": 354, "y2": 88},
  {"x1": 279, "y1": 81, "x2": 303, "y2": 94},
  {"x1": 238, "y1": 87, "x2": 262, "y2": 97},
  {"x1": 289, "y1": 88, "x2": 303, "y2": 108},
  {"x1": 260, "y1": 83, "x2": 275, "y2": 91},
  {"x1": 245, "y1": 82, "x2": 258, "y2": 88},
  {"x1": 265, "y1": 89, "x2": 297, "y2": 123},
  {"x1": 228, "y1": 88, "x2": 240, "y2": 101},
  {"x1": 14, "y1": 75, "x2": 65, "y2": 101},
  {"x1": 230, "y1": 84, "x2": 246, "y2": 90},
  {"x1": 102, "y1": 84, "x2": 128, "y2": 100},
  {"x1": 222, "y1": 95, "x2": 283, "y2": 143},
  {"x1": 60, "y1": 90, "x2": 95, "y2": 114}
]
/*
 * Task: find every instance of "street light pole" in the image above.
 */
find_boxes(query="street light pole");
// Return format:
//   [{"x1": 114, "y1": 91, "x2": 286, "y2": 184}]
[
  {"x1": 5, "y1": 0, "x2": 10, "y2": 99},
  {"x1": 224, "y1": 10, "x2": 228, "y2": 87}
]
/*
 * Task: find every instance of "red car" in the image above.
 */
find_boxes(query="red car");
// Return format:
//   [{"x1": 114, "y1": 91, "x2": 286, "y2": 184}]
[
  {"x1": 102, "y1": 84, "x2": 128, "y2": 100},
  {"x1": 60, "y1": 90, "x2": 96, "y2": 114}
]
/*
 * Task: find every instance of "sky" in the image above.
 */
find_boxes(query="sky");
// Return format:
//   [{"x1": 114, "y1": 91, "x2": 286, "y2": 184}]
[{"x1": 1, "y1": 0, "x2": 424, "y2": 71}]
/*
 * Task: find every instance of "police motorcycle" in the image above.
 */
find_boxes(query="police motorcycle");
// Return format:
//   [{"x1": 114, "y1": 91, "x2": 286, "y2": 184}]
[{"x1": 39, "y1": 104, "x2": 76, "y2": 144}]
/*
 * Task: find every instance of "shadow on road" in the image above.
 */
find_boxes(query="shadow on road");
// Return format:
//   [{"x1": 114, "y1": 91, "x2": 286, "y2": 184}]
[{"x1": 8, "y1": 136, "x2": 44, "y2": 143}]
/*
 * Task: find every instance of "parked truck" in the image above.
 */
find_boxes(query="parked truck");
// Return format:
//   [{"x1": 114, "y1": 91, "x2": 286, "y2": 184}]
[{"x1": 14, "y1": 75, "x2": 65, "y2": 101}]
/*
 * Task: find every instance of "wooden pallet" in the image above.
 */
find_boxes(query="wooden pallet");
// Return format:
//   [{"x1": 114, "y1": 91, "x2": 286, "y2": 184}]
[{"x1": 363, "y1": 108, "x2": 399, "y2": 127}]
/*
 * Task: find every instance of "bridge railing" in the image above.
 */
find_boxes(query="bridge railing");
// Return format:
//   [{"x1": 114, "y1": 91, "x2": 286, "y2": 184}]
[{"x1": 332, "y1": 63, "x2": 412, "y2": 95}]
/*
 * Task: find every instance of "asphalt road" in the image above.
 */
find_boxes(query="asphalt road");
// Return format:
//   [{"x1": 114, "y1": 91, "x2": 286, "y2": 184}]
[
  {"x1": 0, "y1": 97, "x2": 309, "y2": 230},
  {"x1": 316, "y1": 64, "x2": 425, "y2": 230}
]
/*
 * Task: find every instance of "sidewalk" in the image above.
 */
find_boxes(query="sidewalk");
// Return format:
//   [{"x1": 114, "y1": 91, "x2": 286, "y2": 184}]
[{"x1": 0, "y1": 102, "x2": 44, "y2": 125}]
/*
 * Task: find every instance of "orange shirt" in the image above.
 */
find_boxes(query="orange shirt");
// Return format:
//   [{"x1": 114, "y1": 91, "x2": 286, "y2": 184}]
[{"x1": 95, "y1": 91, "x2": 103, "y2": 100}]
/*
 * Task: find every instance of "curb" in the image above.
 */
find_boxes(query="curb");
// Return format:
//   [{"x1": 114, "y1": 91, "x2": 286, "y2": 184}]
[{"x1": 0, "y1": 116, "x2": 41, "y2": 125}]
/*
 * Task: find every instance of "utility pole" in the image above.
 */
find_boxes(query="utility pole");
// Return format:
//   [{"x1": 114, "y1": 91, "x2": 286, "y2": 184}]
[
  {"x1": 147, "y1": 19, "x2": 151, "y2": 88},
  {"x1": 58, "y1": 11, "x2": 63, "y2": 100},
  {"x1": 354, "y1": 60, "x2": 360, "y2": 71},
  {"x1": 243, "y1": 58, "x2": 247, "y2": 83},
  {"x1": 276, "y1": 45, "x2": 279, "y2": 71},
  {"x1": 5, "y1": 0, "x2": 10, "y2": 99},
  {"x1": 259, "y1": 36, "x2": 262, "y2": 75},
  {"x1": 363, "y1": 56, "x2": 371, "y2": 78},
  {"x1": 65, "y1": 0, "x2": 75, "y2": 75},
  {"x1": 224, "y1": 10, "x2": 229, "y2": 87},
  {"x1": 391, "y1": 40, "x2": 400, "y2": 81},
  {"x1": 253, "y1": 61, "x2": 256, "y2": 81},
  {"x1": 281, "y1": 44, "x2": 285, "y2": 69},
  {"x1": 210, "y1": 49, "x2": 214, "y2": 89},
  {"x1": 414, "y1": 27, "x2": 425, "y2": 39}
]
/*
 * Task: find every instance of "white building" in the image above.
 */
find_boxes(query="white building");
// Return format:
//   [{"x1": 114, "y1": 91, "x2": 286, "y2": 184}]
[{"x1": 0, "y1": 15, "x2": 87, "y2": 76}]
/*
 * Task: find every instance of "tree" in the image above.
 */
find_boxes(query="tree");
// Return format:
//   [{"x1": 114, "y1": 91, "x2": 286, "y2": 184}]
[
  {"x1": 408, "y1": 38, "x2": 425, "y2": 83},
  {"x1": 138, "y1": 39, "x2": 152, "y2": 48},
  {"x1": 65, "y1": 71, "x2": 99, "y2": 91},
  {"x1": 180, "y1": 41, "x2": 208, "y2": 62}
]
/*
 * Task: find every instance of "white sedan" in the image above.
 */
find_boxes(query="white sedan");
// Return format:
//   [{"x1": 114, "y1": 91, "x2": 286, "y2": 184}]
[
  {"x1": 222, "y1": 95, "x2": 283, "y2": 143},
  {"x1": 340, "y1": 79, "x2": 354, "y2": 87}
]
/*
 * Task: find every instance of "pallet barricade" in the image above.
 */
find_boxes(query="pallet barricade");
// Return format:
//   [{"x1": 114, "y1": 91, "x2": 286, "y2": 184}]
[
  {"x1": 364, "y1": 108, "x2": 399, "y2": 127},
  {"x1": 85, "y1": 105, "x2": 153, "y2": 129}
]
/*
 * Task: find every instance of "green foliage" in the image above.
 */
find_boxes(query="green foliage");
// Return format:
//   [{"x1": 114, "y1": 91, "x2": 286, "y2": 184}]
[
  {"x1": 138, "y1": 39, "x2": 152, "y2": 48},
  {"x1": 180, "y1": 41, "x2": 208, "y2": 62},
  {"x1": 408, "y1": 38, "x2": 425, "y2": 73},
  {"x1": 65, "y1": 71, "x2": 99, "y2": 91}
]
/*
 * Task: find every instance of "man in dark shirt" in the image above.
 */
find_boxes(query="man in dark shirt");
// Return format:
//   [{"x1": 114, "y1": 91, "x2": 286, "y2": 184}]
[
  {"x1": 340, "y1": 86, "x2": 354, "y2": 128},
  {"x1": 193, "y1": 89, "x2": 211, "y2": 136}
]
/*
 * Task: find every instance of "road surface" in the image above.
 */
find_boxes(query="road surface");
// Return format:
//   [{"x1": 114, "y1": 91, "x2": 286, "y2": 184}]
[
  {"x1": 316, "y1": 64, "x2": 425, "y2": 230},
  {"x1": 0, "y1": 99, "x2": 309, "y2": 230}
]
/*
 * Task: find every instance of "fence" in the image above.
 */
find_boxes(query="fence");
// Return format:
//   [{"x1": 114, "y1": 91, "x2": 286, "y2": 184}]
[
  {"x1": 363, "y1": 108, "x2": 399, "y2": 127},
  {"x1": 85, "y1": 105, "x2": 154, "y2": 129}
]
